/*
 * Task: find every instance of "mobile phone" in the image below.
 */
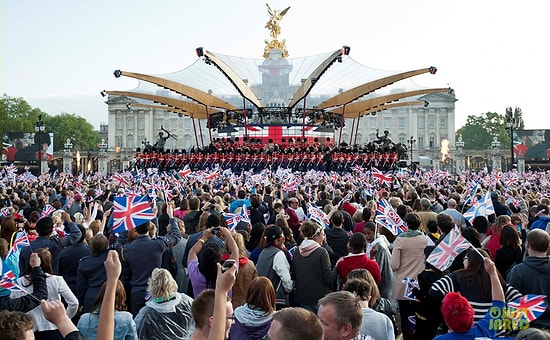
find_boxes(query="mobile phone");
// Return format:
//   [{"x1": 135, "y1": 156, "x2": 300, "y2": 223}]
[
  {"x1": 212, "y1": 227, "x2": 220, "y2": 235},
  {"x1": 222, "y1": 259, "x2": 236, "y2": 273}
]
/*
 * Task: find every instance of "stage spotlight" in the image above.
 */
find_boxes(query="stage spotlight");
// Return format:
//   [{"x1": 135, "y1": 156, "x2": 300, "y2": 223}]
[
  {"x1": 341, "y1": 46, "x2": 351, "y2": 55},
  {"x1": 100, "y1": 90, "x2": 107, "y2": 97},
  {"x1": 429, "y1": 66, "x2": 437, "y2": 74},
  {"x1": 113, "y1": 70, "x2": 122, "y2": 78},
  {"x1": 196, "y1": 47, "x2": 204, "y2": 57},
  {"x1": 423, "y1": 101, "x2": 430, "y2": 108}
]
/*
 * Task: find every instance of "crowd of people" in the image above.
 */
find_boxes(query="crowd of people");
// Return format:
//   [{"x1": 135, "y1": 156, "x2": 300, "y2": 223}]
[{"x1": 1, "y1": 159, "x2": 550, "y2": 339}]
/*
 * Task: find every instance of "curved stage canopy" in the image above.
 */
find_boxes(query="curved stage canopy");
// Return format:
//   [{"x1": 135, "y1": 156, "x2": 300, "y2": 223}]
[{"x1": 103, "y1": 44, "x2": 453, "y2": 137}]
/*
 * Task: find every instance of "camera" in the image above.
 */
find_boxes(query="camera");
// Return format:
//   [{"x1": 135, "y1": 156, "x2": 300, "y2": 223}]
[{"x1": 212, "y1": 227, "x2": 220, "y2": 235}]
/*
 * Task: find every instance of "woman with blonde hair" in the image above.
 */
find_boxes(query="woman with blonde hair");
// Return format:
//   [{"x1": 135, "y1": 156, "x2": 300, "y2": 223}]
[
  {"x1": 197, "y1": 211, "x2": 211, "y2": 232},
  {"x1": 223, "y1": 232, "x2": 258, "y2": 309},
  {"x1": 229, "y1": 277, "x2": 275, "y2": 340},
  {"x1": 51, "y1": 210, "x2": 64, "y2": 229},
  {"x1": 77, "y1": 280, "x2": 137, "y2": 339},
  {"x1": 134, "y1": 268, "x2": 195, "y2": 339}
]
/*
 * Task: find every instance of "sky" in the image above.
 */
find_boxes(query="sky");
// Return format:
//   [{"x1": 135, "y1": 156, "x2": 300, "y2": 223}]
[{"x1": 2, "y1": 0, "x2": 549, "y2": 131}]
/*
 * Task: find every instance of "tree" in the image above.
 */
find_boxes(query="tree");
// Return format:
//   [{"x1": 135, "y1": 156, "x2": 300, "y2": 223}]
[
  {"x1": 1, "y1": 94, "x2": 100, "y2": 152},
  {"x1": 45, "y1": 113, "x2": 100, "y2": 151},
  {"x1": 456, "y1": 108, "x2": 525, "y2": 150},
  {"x1": 505, "y1": 107, "x2": 525, "y2": 129},
  {"x1": 0, "y1": 94, "x2": 48, "y2": 135}
]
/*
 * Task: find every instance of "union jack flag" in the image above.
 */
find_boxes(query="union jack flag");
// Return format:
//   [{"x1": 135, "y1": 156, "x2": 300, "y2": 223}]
[
  {"x1": 508, "y1": 295, "x2": 547, "y2": 323},
  {"x1": 112, "y1": 173, "x2": 131, "y2": 187},
  {"x1": 427, "y1": 226, "x2": 471, "y2": 271},
  {"x1": 352, "y1": 165, "x2": 364, "y2": 173},
  {"x1": 505, "y1": 176, "x2": 519, "y2": 188},
  {"x1": 41, "y1": 204, "x2": 56, "y2": 218},
  {"x1": 203, "y1": 169, "x2": 219, "y2": 181},
  {"x1": 511, "y1": 199, "x2": 522, "y2": 210},
  {"x1": 282, "y1": 176, "x2": 298, "y2": 192},
  {"x1": 372, "y1": 169, "x2": 392, "y2": 187},
  {"x1": 94, "y1": 188, "x2": 104, "y2": 199},
  {"x1": 402, "y1": 277, "x2": 419, "y2": 301},
  {"x1": 0, "y1": 207, "x2": 11, "y2": 217},
  {"x1": 164, "y1": 190, "x2": 173, "y2": 202},
  {"x1": 375, "y1": 198, "x2": 408, "y2": 235},
  {"x1": 178, "y1": 165, "x2": 192, "y2": 180},
  {"x1": 339, "y1": 192, "x2": 353, "y2": 207},
  {"x1": 223, "y1": 213, "x2": 243, "y2": 230},
  {"x1": 463, "y1": 181, "x2": 480, "y2": 206},
  {"x1": 112, "y1": 195, "x2": 156, "y2": 232},
  {"x1": 7, "y1": 231, "x2": 30, "y2": 257},
  {"x1": 306, "y1": 203, "x2": 330, "y2": 229},
  {"x1": 0, "y1": 266, "x2": 28, "y2": 294},
  {"x1": 224, "y1": 205, "x2": 250, "y2": 231},
  {"x1": 463, "y1": 192, "x2": 495, "y2": 224}
]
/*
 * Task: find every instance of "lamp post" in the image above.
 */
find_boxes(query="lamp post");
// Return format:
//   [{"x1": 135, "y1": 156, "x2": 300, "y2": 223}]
[
  {"x1": 455, "y1": 136, "x2": 465, "y2": 174},
  {"x1": 99, "y1": 138, "x2": 108, "y2": 152},
  {"x1": 491, "y1": 136, "x2": 501, "y2": 170},
  {"x1": 407, "y1": 136, "x2": 416, "y2": 162},
  {"x1": 507, "y1": 114, "x2": 517, "y2": 170},
  {"x1": 63, "y1": 138, "x2": 73, "y2": 174},
  {"x1": 35, "y1": 115, "x2": 46, "y2": 174}
]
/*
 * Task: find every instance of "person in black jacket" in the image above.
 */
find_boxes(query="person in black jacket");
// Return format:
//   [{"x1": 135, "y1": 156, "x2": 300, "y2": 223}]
[
  {"x1": 19, "y1": 213, "x2": 82, "y2": 276},
  {"x1": 76, "y1": 234, "x2": 109, "y2": 313},
  {"x1": 1, "y1": 253, "x2": 48, "y2": 312},
  {"x1": 249, "y1": 194, "x2": 267, "y2": 226},
  {"x1": 58, "y1": 224, "x2": 91, "y2": 296},
  {"x1": 490, "y1": 191, "x2": 511, "y2": 221},
  {"x1": 122, "y1": 202, "x2": 181, "y2": 316}
]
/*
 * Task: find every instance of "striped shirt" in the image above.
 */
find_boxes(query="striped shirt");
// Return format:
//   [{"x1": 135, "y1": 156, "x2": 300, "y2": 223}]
[{"x1": 429, "y1": 271, "x2": 522, "y2": 322}]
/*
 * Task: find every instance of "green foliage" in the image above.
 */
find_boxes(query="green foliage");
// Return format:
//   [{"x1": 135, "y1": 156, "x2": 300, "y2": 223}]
[
  {"x1": 1, "y1": 94, "x2": 100, "y2": 152},
  {"x1": 46, "y1": 113, "x2": 100, "y2": 151},
  {"x1": 0, "y1": 94, "x2": 48, "y2": 135},
  {"x1": 456, "y1": 109, "x2": 523, "y2": 150}
]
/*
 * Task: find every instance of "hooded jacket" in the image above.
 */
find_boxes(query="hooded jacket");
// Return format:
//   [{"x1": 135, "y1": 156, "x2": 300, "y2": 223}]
[
  {"x1": 229, "y1": 304, "x2": 272, "y2": 340},
  {"x1": 530, "y1": 215, "x2": 550, "y2": 232},
  {"x1": 291, "y1": 239, "x2": 334, "y2": 307},
  {"x1": 507, "y1": 256, "x2": 550, "y2": 328}
]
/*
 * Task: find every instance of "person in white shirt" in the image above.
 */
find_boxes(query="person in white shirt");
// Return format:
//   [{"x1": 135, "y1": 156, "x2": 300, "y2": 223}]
[
  {"x1": 343, "y1": 278, "x2": 395, "y2": 340},
  {"x1": 13, "y1": 248, "x2": 78, "y2": 340}
]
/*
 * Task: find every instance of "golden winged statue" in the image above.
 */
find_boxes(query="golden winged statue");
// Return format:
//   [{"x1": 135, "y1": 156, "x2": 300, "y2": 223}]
[{"x1": 265, "y1": 3, "x2": 290, "y2": 39}]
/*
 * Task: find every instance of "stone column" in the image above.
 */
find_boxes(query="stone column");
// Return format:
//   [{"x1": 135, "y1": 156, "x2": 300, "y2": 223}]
[
  {"x1": 98, "y1": 139, "x2": 108, "y2": 177},
  {"x1": 98, "y1": 152, "x2": 108, "y2": 177},
  {"x1": 517, "y1": 150, "x2": 525, "y2": 173},
  {"x1": 40, "y1": 159, "x2": 49, "y2": 175},
  {"x1": 63, "y1": 151, "x2": 72, "y2": 174}
]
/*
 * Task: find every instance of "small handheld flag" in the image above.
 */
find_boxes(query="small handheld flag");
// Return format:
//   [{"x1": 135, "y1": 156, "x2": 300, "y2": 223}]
[{"x1": 112, "y1": 195, "x2": 156, "y2": 232}]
